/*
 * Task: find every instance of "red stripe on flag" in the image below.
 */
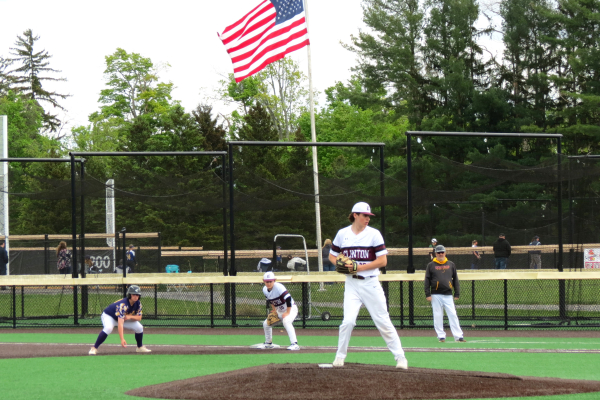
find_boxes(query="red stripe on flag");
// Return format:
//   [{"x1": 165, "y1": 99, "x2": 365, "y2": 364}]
[
  {"x1": 220, "y1": 0, "x2": 270, "y2": 37},
  {"x1": 235, "y1": 39, "x2": 310, "y2": 82},
  {"x1": 233, "y1": 28, "x2": 308, "y2": 74},
  {"x1": 230, "y1": 18, "x2": 308, "y2": 64},
  {"x1": 221, "y1": 4, "x2": 274, "y2": 46}
]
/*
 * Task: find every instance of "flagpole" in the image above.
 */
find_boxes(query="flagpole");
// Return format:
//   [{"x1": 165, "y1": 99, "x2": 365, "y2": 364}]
[{"x1": 303, "y1": 0, "x2": 324, "y2": 276}]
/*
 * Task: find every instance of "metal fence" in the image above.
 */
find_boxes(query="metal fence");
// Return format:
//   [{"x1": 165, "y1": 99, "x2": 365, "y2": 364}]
[{"x1": 0, "y1": 274, "x2": 598, "y2": 330}]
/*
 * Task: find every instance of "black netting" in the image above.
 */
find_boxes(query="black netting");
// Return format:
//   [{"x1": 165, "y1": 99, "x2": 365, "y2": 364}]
[{"x1": 0, "y1": 278, "x2": 598, "y2": 329}]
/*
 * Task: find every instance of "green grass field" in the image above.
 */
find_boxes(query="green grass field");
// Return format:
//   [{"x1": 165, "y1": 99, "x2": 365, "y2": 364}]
[{"x1": 0, "y1": 332, "x2": 599, "y2": 400}]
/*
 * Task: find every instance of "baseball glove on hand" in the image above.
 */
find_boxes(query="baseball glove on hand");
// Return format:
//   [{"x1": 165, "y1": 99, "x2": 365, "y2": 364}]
[
  {"x1": 336, "y1": 254, "x2": 358, "y2": 275},
  {"x1": 267, "y1": 311, "x2": 280, "y2": 326}
]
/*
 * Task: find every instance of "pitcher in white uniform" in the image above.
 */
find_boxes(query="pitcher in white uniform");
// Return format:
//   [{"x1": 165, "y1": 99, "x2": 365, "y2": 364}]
[{"x1": 329, "y1": 202, "x2": 407, "y2": 369}]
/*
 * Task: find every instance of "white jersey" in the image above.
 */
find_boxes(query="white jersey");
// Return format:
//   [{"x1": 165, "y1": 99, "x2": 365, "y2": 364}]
[
  {"x1": 330, "y1": 225, "x2": 388, "y2": 277},
  {"x1": 263, "y1": 282, "x2": 295, "y2": 313}
]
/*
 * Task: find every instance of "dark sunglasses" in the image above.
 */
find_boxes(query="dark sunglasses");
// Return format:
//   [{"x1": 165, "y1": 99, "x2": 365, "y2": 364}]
[{"x1": 436, "y1": 252, "x2": 445, "y2": 254}]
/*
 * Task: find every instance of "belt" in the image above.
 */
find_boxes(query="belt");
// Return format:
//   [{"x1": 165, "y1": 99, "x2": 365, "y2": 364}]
[{"x1": 352, "y1": 275, "x2": 377, "y2": 280}]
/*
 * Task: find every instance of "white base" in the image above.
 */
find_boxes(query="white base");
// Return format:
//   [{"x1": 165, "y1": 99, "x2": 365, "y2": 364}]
[
  {"x1": 249, "y1": 343, "x2": 281, "y2": 349},
  {"x1": 318, "y1": 364, "x2": 334, "y2": 368}
]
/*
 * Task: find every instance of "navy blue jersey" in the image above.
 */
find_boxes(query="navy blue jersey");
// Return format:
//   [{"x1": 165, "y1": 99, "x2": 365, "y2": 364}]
[{"x1": 103, "y1": 298, "x2": 143, "y2": 321}]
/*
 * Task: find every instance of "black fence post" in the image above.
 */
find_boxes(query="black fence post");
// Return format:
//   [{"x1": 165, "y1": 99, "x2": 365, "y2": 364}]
[
  {"x1": 225, "y1": 283, "x2": 230, "y2": 318},
  {"x1": 121, "y1": 228, "x2": 127, "y2": 298},
  {"x1": 559, "y1": 280, "x2": 567, "y2": 320},
  {"x1": 154, "y1": 284, "x2": 157, "y2": 319},
  {"x1": 400, "y1": 281, "x2": 404, "y2": 329},
  {"x1": 157, "y1": 232, "x2": 162, "y2": 273},
  {"x1": 210, "y1": 284, "x2": 214, "y2": 328},
  {"x1": 302, "y1": 282, "x2": 308, "y2": 329},
  {"x1": 383, "y1": 281, "x2": 389, "y2": 310},
  {"x1": 231, "y1": 283, "x2": 237, "y2": 326},
  {"x1": 12, "y1": 286, "x2": 16, "y2": 329},
  {"x1": 21, "y1": 286, "x2": 24, "y2": 318},
  {"x1": 504, "y1": 279, "x2": 508, "y2": 330}
]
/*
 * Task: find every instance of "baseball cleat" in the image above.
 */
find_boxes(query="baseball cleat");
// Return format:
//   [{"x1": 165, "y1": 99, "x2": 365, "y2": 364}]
[
  {"x1": 136, "y1": 346, "x2": 152, "y2": 353},
  {"x1": 333, "y1": 357, "x2": 344, "y2": 367},
  {"x1": 396, "y1": 357, "x2": 408, "y2": 370},
  {"x1": 438, "y1": 338, "x2": 445, "y2": 343},
  {"x1": 287, "y1": 343, "x2": 300, "y2": 351},
  {"x1": 88, "y1": 347, "x2": 97, "y2": 355},
  {"x1": 456, "y1": 338, "x2": 467, "y2": 343}
]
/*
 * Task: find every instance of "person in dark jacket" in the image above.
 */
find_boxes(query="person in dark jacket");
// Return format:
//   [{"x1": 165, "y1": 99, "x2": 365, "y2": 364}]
[
  {"x1": 528, "y1": 236, "x2": 542, "y2": 269},
  {"x1": 492, "y1": 233, "x2": 511, "y2": 269},
  {"x1": 0, "y1": 240, "x2": 8, "y2": 290},
  {"x1": 424, "y1": 245, "x2": 466, "y2": 343}
]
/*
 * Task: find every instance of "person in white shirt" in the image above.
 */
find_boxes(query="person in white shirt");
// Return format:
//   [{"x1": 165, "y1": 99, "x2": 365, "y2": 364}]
[
  {"x1": 329, "y1": 202, "x2": 407, "y2": 370},
  {"x1": 256, "y1": 271, "x2": 300, "y2": 351}
]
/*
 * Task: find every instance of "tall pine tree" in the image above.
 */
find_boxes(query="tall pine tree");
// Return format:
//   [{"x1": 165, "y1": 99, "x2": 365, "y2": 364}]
[{"x1": 9, "y1": 29, "x2": 69, "y2": 132}]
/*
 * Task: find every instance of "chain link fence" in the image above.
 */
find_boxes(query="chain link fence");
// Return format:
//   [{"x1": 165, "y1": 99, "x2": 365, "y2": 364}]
[{"x1": 0, "y1": 275, "x2": 598, "y2": 330}]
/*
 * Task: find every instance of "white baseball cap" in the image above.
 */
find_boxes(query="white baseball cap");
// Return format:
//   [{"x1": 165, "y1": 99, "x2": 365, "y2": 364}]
[
  {"x1": 431, "y1": 238, "x2": 437, "y2": 243},
  {"x1": 351, "y1": 202, "x2": 375, "y2": 216},
  {"x1": 263, "y1": 271, "x2": 276, "y2": 281}
]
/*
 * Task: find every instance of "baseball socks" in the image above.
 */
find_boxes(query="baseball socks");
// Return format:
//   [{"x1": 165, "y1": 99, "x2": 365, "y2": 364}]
[
  {"x1": 135, "y1": 332, "x2": 144, "y2": 347},
  {"x1": 93, "y1": 331, "x2": 108, "y2": 349}
]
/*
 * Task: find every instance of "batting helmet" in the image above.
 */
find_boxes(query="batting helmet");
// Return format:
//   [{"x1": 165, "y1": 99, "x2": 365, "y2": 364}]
[{"x1": 126, "y1": 285, "x2": 142, "y2": 299}]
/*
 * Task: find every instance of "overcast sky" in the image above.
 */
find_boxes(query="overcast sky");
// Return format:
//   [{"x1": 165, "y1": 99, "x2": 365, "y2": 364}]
[{"x1": 0, "y1": 0, "x2": 503, "y2": 133}]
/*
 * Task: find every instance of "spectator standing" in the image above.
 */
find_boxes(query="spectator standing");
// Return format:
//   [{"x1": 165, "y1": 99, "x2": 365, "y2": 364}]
[
  {"x1": 529, "y1": 236, "x2": 542, "y2": 269},
  {"x1": 0, "y1": 240, "x2": 8, "y2": 290},
  {"x1": 471, "y1": 240, "x2": 481, "y2": 269},
  {"x1": 276, "y1": 246, "x2": 282, "y2": 269},
  {"x1": 424, "y1": 245, "x2": 466, "y2": 343},
  {"x1": 56, "y1": 241, "x2": 72, "y2": 275},
  {"x1": 429, "y1": 238, "x2": 438, "y2": 261},
  {"x1": 257, "y1": 258, "x2": 272, "y2": 272},
  {"x1": 322, "y1": 239, "x2": 334, "y2": 271},
  {"x1": 493, "y1": 234, "x2": 511, "y2": 269},
  {"x1": 126, "y1": 244, "x2": 137, "y2": 273}
]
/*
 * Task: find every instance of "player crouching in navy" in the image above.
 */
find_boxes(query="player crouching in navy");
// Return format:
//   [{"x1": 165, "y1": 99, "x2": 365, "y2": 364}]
[
  {"x1": 330, "y1": 202, "x2": 408, "y2": 369},
  {"x1": 258, "y1": 271, "x2": 300, "y2": 350},
  {"x1": 89, "y1": 285, "x2": 151, "y2": 355},
  {"x1": 425, "y1": 245, "x2": 466, "y2": 343}
]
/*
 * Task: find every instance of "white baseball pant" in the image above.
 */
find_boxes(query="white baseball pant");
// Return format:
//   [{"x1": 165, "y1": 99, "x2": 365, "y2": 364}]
[
  {"x1": 431, "y1": 294, "x2": 463, "y2": 340},
  {"x1": 336, "y1": 276, "x2": 405, "y2": 361},
  {"x1": 263, "y1": 304, "x2": 298, "y2": 344},
  {"x1": 101, "y1": 312, "x2": 143, "y2": 334}
]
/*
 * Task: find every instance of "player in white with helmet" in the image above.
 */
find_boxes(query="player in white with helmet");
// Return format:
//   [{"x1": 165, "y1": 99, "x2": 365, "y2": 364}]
[
  {"x1": 258, "y1": 271, "x2": 300, "y2": 350},
  {"x1": 330, "y1": 202, "x2": 407, "y2": 369}
]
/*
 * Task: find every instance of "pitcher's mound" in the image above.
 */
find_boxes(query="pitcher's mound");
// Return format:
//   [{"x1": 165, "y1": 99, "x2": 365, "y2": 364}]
[{"x1": 126, "y1": 363, "x2": 600, "y2": 400}]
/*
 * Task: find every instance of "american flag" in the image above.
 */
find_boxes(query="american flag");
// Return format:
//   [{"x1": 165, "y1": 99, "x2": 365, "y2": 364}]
[{"x1": 218, "y1": 0, "x2": 310, "y2": 82}]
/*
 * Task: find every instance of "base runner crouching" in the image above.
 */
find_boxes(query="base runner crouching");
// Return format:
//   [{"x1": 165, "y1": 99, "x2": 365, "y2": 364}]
[{"x1": 89, "y1": 285, "x2": 151, "y2": 355}]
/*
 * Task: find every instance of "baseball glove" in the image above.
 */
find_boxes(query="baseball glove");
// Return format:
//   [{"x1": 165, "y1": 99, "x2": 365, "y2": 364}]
[
  {"x1": 267, "y1": 311, "x2": 280, "y2": 326},
  {"x1": 336, "y1": 254, "x2": 358, "y2": 275}
]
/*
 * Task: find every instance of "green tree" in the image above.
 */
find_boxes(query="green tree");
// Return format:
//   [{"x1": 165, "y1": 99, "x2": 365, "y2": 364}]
[
  {"x1": 544, "y1": 0, "x2": 600, "y2": 154},
  {"x1": 347, "y1": 0, "x2": 429, "y2": 127},
  {"x1": 422, "y1": 0, "x2": 489, "y2": 131},
  {"x1": 96, "y1": 48, "x2": 173, "y2": 121},
  {"x1": 8, "y1": 29, "x2": 69, "y2": 132},
  {"x1": 219, "y1": 58, "x2": 310, "y2": 140},
  {"x1": 0, "y1": 57, "x2": 13, "y2": 96},
  {"x1": 499, "y1": 0, "x2": 556, "y2": 130}
]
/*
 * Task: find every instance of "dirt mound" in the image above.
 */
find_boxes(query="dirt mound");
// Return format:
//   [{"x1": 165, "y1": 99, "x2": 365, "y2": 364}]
[{"x1": 126, "y1": 363, "x2": 600, "y2": 400}]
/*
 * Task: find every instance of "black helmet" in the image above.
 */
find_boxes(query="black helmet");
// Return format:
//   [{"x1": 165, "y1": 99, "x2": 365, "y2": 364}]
[{"x1": 126, "y1": 285, "x2": 142, "y2": 299}]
